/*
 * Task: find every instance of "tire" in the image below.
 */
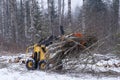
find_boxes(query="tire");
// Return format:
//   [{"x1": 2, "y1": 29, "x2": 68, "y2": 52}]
[
  {"x1": 26, "y1": 59, "x2": 37, "y2": 70},
  {"x1": 32, "y1": 52, "x2": 39, "y2": 69},
  {"x1": 33, "y1": 52, "x2": 38, "y2": 62},
  {"x1": 38, "y1": 60, "x2": 47, "y2": 70}
]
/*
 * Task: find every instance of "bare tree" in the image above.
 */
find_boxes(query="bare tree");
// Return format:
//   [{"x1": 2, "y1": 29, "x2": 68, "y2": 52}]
[
  {"x1": 47, "y1": 0, "x2": 53, "y2": 35},
  {"x1": 9, "y1": 0, "x2": 18, "y2": 43},
  {"x1": 61, "y1": 0, "x2": 65, "y2": 25},
  {"x1": 0, "y1": 1, "x2": 2, "y2": 36},
  {"x1": 47, "y1": 0, "x2": 59, "y2": 36},
  {"x1": 68, "y1": 0, "x2": 71, "y2": 27},
  {"x1": 22, "y1": 0, "x2": 29, "y2": 40},
  {"x1": 27, "y1": 0, "x2": 37, "y2": 43},
  {"x1": 41, "y1": 0, "x2": 45, "y2": 27},
  {"x1": 1, "y1": 0, "x2": 5, "y2": 38},
  {"x1": 110, "y1": 0, "x2": 119, "y2": 43},
  {"x1": 58, "y1": 0, "x2": 62, "y2": 27},
  {"x1": 81, "y1": 0, "x2": 86, "y2": 33}
]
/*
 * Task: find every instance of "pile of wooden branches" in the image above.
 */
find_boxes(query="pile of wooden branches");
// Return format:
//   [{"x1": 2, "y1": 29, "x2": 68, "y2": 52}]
[{"x1": 45, "y1": 34, "x2": 98, "y2": 72}]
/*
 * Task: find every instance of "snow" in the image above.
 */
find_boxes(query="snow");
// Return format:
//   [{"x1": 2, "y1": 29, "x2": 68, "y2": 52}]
[
  {"x1": 0, "y1": 54, "x2": 120, "y2": 80},
  {"x1": 95, "y1": 59, "x2": 120, "y2": 73},
  {"x1": 0, "y1": 67, "x2": 80, "y2": 80},
  {"x1": 0, "y1": 67, "x2": 120, "y2": 80}
]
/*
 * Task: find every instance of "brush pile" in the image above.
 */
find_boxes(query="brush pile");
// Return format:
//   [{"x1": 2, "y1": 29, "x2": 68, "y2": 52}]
[{"x1": 45, "y1": 33, "x2": 98, "y2": 71}]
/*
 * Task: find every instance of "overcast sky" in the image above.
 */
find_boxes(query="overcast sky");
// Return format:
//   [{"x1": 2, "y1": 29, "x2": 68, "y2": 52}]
[
  {"x1": 67, "y1": 0, "x2": 83, "y2": 12},
  {"x1": 38, "y1": 0, "x2": 83, "y2": 12},
  {"x1": 70, "y1": 0, "x2": 83, "y2": 9}
]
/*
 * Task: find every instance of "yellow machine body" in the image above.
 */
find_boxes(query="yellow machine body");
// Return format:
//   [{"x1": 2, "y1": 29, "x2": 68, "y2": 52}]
[{"x1": 33, "y1": 44, "x2": 46, "y2": 61}]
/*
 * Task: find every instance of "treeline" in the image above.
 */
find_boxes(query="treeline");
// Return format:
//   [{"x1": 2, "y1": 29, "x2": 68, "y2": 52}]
[{"x1": 0, "y1": 0, "x2": 119, "y2": 53}]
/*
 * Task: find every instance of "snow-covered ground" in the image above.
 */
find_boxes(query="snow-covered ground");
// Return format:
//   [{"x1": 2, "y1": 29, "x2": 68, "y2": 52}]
[{"x1": 0, "y1": 54, "x2": 120, "y2": 80}]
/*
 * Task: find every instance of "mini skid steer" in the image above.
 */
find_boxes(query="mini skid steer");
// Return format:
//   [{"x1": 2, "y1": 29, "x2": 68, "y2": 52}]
[
  {"x1": 25, "y1": 35, "x2": 54, "y2": 70},
  {"x1": 26, "y1": 44, "x2": 47, "y2": 70}
]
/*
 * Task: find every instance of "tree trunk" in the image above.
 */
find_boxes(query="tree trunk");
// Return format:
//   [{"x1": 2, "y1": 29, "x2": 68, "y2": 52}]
[
  {"x1": 1, "y1": 0, "x2": 6, "y2": 38},
  {"x1": 29, "y1": 0, "x2": 36, "y2": 43},
  {"x1": 23, "y1": 0, "x2": 28, "y2": 39},
  {"x1": 9, "y1": 0, "x2": 18, "y2": 43},
  {"x1": 30, "y1": 0, "x2": 34, "y2": 29},
  {"x1": 61, "y1": 0, "x2": 64, "y2": 25},
  {"x1": 58, "y1": 0, "x2": 62, "y2": 35},
  {"x1": 112, "y1": 0, "x2": 119, "y2": 34},
  {"x1": 110, "y1": 0, "x2": 119, "y2": 45},
  {"x1": 47, "y1": 0, "x2": 53, "y2": 35},
  {"x1": 0, "y1": 1, "x2": 2, "y2": 36},
  {"x1": 68, "y1": 0, "x2": 71, "y2": 27},
  {"x1": 41, "y1": 0, "x2": 45, "y2": 26},
  {"x1": 58, "y1": 0, "x2": 62, "y2": 26}
]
